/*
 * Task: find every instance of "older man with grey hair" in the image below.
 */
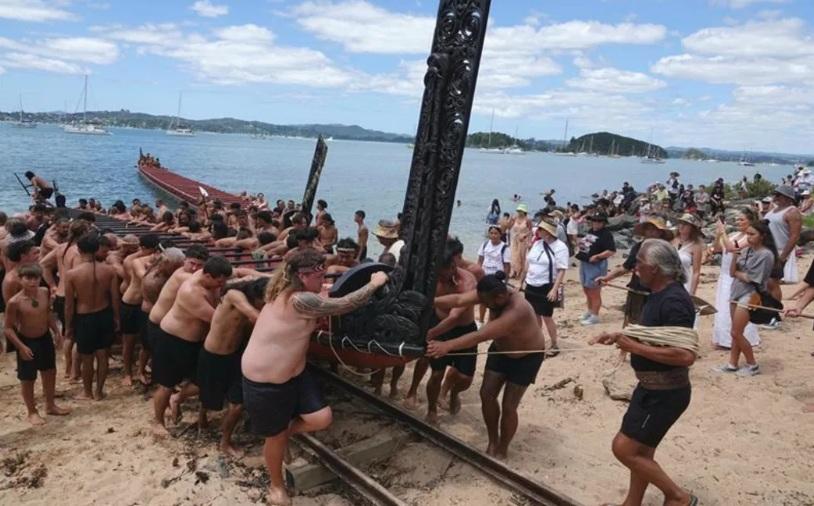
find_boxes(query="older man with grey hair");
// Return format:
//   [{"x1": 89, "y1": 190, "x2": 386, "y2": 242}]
[{"x1": 592, "y1": 238, "x2": 698, "y2": 506}]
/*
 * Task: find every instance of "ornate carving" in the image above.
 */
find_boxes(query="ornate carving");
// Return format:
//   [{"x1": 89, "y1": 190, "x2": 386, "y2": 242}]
[
  {"x1": 301, "y1": 136, "x2": 328, "y2": 222},
  {"x1": 328, "y1": 0, "x2": 491, "y2": 357}
]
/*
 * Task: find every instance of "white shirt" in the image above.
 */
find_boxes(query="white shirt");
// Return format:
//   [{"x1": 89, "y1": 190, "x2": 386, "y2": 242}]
[
  {"x1": 386, "y1": 239, "x2": 405, "y2": 262},
  {"x1": 525, "y1": 239, "x2": 569, "y2": 286},
  {"x1": 478, "y1": 240, "x2": 510, "y2": 275},
  {"x1": 566, "y1": 217, "x2": 579, "y2": 235}
]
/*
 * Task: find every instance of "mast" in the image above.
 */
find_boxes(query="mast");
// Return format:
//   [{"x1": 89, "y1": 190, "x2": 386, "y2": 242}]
[
  {"x1": 82, "y1": 74, "x2": 88, "y2": 124},
  {"x1": 562, "y1": 119, "x2": 569, "y2": 151},
  {"x1": 19, "y1": 94, "x2": 23, "y2": 122},
  {"x1": 487, "y1": 109, "x2": 494, "y2": 148},
  {"x1": 175, "y1": 92, "x2": 183, "y2": 129}
]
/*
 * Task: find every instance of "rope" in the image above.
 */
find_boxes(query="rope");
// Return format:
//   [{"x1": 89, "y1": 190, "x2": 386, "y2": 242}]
[
  {"x1": 323, "y1": 319, "x2": 382, "y2": 378},
  {"x1": 622, "y1": 324, "x2": 700, "y2": 356},
  {"x1": 445, "y1": 346, "x2": 617, "y2": 356}
]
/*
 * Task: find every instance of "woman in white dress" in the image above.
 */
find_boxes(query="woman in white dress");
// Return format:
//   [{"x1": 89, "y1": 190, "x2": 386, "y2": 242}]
[
  {"x1": 711, "y1": 208, "x2": 761, "y2": 348},
  {"x1": 674, "y1": 214, "x2": 704, "y2": 295}
]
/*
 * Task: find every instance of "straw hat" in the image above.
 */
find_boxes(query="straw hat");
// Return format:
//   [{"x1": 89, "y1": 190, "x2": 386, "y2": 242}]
[
  {"x1": 634, "y1": 216, "x2": 674, "y2": 241},
  {"x1": 536, "y1": 219, "x2": 558, "y2": 237},
  {"x1": 677, "y1": 213, "x2": 703, "y2": 230},
  {"x1": 373, "y1": 219, "x2": 399, "y2": 239},
  {"x1": 516, "y1": 203, "x2": 529, "y2": 214},
  {"x1": 774, "y1": 185, "x2": 796, "y2": 201}
]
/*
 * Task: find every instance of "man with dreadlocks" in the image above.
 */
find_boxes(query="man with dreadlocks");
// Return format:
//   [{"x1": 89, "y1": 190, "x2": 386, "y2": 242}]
[
  {"x1": 64, "y1": 233, "x2": 121, "y2": 401},
  {"x1": 242, "y1": 249, "x2": 388, "y2": 506}
]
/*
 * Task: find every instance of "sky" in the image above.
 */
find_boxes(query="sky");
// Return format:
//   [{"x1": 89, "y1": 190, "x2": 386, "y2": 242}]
[{"x1": 0, "y1": 0, "x2": 813, "y2": 154}]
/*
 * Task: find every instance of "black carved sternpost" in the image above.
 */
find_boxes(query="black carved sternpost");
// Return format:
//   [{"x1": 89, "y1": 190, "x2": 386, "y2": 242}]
[
  {"x1": 398, "y1": 0, "x2": 492, "y2": 334},
  {"x1": 301, "y1": 135, "x2": 328, "y2": 223},
  {"x1": 327, "y1": 0, "x2": 491, "y2": 356}
]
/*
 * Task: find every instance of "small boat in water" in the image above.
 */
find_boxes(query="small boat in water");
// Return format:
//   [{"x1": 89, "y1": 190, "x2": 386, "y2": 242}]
[
  {"x1": 13, "y1": 94, "x2": 36, "y2": 128},
  {"x1": 64, "y1": 75, "x2": 109, "y2": 135},
  {"x1": 166, "y1": 92, "x2": 195, "y2": 137}
]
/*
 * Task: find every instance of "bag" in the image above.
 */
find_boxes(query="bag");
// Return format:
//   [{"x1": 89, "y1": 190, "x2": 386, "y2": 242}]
[
  {"x1": 747, "y1": 284, "x2": 783, "y2": 325},
  {"x1": 541, "y1": 241, "x2": 564, "y2": 308}
]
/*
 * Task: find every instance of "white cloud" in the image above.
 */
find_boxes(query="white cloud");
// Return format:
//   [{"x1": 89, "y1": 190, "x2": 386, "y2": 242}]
[
  {"x1": 0, "y1": 35, "x2": 118, "y2": 74},
  {"x1": 94, "y1": 23, "x2": 187, "y2": 47},
  {"x1": 682, "y1": 18, "x2": 813, "y2": 57},
  {"x1": 567, "y1": 60, "x2": 666, "y2": 93},
  {"x1": 190, "y1": 0, "x2": 228, "y2": 18},
  {"x1": 0, "y1": 0, "x2": 74, "y2": 22},
  {"x1": 710, "y1": 0, "x2": 788, "y2": 9}
]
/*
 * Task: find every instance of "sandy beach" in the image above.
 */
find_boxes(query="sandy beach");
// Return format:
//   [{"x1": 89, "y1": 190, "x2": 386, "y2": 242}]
[{"x1": 2, "y1": 250, "x2": 813, "y2": 506}]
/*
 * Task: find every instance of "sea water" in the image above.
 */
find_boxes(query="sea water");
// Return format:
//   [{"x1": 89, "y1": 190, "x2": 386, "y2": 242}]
[{"x1": 0, "y1": 122, "x2": 793, "y2": 258}]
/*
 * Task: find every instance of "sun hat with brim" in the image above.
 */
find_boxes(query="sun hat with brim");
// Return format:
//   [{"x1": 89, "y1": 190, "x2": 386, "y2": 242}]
[
  {"x1": 536, "y1": 220, "x2": 558, "y2": 237},
  {"x1": 773, "y1": 185, "x2": 797, "y2": 201},
  {"x1": 634, "y1": 217, "x2": 674, "y2": 241},
  {"x1": 516, "y1": 203, "x2": 529, "y2": 214},
  {"x1": 373, "y1": 220, "x2": 399, "y2": 239},
  {"x1": 677, "y1": 213, "x2": 703, "y2": 230}
]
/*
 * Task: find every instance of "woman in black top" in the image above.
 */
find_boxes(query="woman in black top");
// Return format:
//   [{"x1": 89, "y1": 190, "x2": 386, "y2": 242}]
[{"x1": 592, "y1": 239, "x2": 698, "y2": 506}]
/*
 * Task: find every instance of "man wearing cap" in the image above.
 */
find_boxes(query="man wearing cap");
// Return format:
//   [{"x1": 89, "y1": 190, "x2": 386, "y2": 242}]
[
  {"x1": 597, "y1": 216, "x2": 673, "y2": 326},
  {"x1": 575, "y1": 212, "x2": 616, "y2": 325},
  {"x1": 765, "y1": 186, "x2": 801, "y2": 308},
  {"x1": 373, "y1": 220, "x2": 405, "y2": 262}
]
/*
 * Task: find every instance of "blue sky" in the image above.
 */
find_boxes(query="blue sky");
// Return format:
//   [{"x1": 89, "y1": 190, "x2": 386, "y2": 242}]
[{"x1": 1, "y1": 0, "x2": 813, "y2": 154}]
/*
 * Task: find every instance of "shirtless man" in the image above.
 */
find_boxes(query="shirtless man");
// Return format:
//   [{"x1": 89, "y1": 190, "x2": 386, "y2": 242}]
[
  {"x1": 405, "y1": 250, "x2": 478, "y2": 423},
  {"x1": 242, "y1": 249, "x2": 387, "y2": 505},
  {"x1": 198, "y1": 277, "x2": 267, "y2": 457},
  {"x1": 354, "y1": 210, "x2": 369, "y2": 261},
  {"x1": 120, "y1": 234, "x2": 159, "y2": 386},
  {"x1": 4, "y1": 264, "x2": 69, "y2": 425},
  {"x1": 39, "y1": 217, "x2": 68, "y2": 258},
  {"x1": 147, "y1": 245, "x2": 209, "y2": 338},
  {"x1": 3, "y1": 240, "x2": 39, "y2": 351},
  {"x1": 137, "y1": 248, "x2": 186, "y2": 385},
  {"x1": 151, "y1": 256, "x2": 232, "y2": 437},
  {"x1": 64, "y1": 233, "x2": 121, "y2": 400},
  {"x1": 40, "y1": 220, "x2": 92, "y2": 379},
  {"x1": 427, "y1": 272, "x2": 545, "y2": 459},
  {"x1": 325, "y1": 238, "x2": 360, "y2": 275},
  {"x1": 448, "y1": 237, "x2": 485, "y2": 281},
  {"x1": 24, "y1": 171, "x2": 54, "y2": 202}
]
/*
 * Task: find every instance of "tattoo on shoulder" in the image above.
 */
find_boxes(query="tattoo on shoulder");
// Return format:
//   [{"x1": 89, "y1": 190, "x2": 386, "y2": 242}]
[{"x1": 292, "y1": 283, "x2": 378, "y2": 318}]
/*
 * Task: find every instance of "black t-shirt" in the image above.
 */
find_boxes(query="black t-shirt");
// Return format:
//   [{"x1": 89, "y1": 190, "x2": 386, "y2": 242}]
[
  {"x1": 622, "y1": 241, "x2": 648, "y2": 293},
  {"x1": 632, "y1": 281, "x2": 694, "y2": 372},
  {"x1": 575, "y1": 227, "x2": 616, "y2": 262},
  {"x1": 804, "y1": 259, "x2": 814, "y2": 286}
]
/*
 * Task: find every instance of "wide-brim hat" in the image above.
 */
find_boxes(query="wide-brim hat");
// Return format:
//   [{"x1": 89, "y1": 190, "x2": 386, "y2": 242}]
[
  {"x1": 373, "y1": 219, "x2": 399, "y2": 239},
  {"x1": 516, "y1": 203, "x2": 529, "y2": 214},
  {"x1": 774, "y1": 185, "x2": 796, "y2": 201},
  {"x1": 677, "y1": 213, "x2": 703, "y2": 230},
  {"x1": 536, "y1": 219, "x2": 558, "y2": 237},
  {"x1": 634, "y1": 216, "x2": 674, "y2": 241}
]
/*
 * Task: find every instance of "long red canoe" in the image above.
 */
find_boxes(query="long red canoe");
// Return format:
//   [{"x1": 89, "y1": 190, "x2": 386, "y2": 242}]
[{"x1": 138, "y1": 160, "x2": 244, "y2": 205}]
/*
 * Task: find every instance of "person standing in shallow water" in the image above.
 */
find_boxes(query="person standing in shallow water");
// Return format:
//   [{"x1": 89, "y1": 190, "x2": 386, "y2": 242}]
[
  {"x1": 591, "y1": 239, "x2": 698, "y2": 506},
  {"x1": 241, "y1": 250, "x2": 388, "y2": 506},
  {"x1": 509, "y1": 203, "x2": 531, "y2": 279}
]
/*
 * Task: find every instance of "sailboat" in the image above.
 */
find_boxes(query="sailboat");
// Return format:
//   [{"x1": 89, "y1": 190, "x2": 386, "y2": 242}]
[
  {"x1": 13, "y1": 95, "x2": 36, "y2": 128},
  {"x1": 554, "y1": 119, "x2": 575, "y2": 156},
  {"x1": 640, "y1": 129, "x2": 665, "y2": 164},
  {"x1": 63, "y1": 75, "x2": 109, "y2": 135},
  {"x1": 479, "y1": 109, "x2": 503, "y2": 153},
  {"x1": 166, "y1": 92, "x2": 194, "y2": 137},
  {"x1": 738, "y1": 151, "x2": 755, "y2": 166}
]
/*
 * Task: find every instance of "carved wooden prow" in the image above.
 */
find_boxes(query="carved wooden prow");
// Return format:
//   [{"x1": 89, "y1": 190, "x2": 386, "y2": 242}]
[
  {"x1": 328, "y1": 0, "x2": 492, "y2": 357},
  {"x1": 300, "y1": 135, "x2": 329, "y2": 223}
]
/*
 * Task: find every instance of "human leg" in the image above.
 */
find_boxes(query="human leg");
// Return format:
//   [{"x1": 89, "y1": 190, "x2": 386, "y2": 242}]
[
  {"x1": 263, "y1": 432, "x2": 292, "y2": 506},
  {"x1": 730, "y1": 306, "x2": 756, "y2": 367},
  {"x1": 542, "y1": 315, "x2": 558, "y2": 349},
  {"x1": 41, "y1": 369, "x2": 69, "y2": 416},
  {"x1": 152, "y1": 385, "x2": 173, "y2": 436},
  {"x1": 495, "y1": 382, "x2": 529, "y2": 459},
  {"x1": 79, "y1": 353, "x2": 95, "y2": 399},
  {"x1": 121, "y1": 332, "x2": 136, "y2": 385},
  {"x1": 220, "y1": 402, "x2": 244, "y2": 458},
  {"x1": 403, "y1": 358, "x2": 429, "y2": 410},
  {"x1": 289, "y1": 406, "x2": 333, "y2": 435},
  {"x1": 611, "y1": 432, "x2": 690, "y2": 506},
  {"x1": 20, "y1": 380, "x2": 44, "y2": 425},
  {"x1": 425, "y1": 368, "x2": 445, "y2": 424},
  {"x1": 389, "y1": 365, "x2": 405, "y2": 399},
  {"x1": 95, "y1": 349, "x2": 109, "y2": 399},
  {"x1": 446, "y1": 368, "x2": 474, "y2": 415},
  {"x1": 480, "y1": 370, "x2": 506, "y2": 456}
]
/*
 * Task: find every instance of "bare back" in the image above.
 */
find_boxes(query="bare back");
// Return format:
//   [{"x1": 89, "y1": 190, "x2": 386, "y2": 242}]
[
  {"x1": 159, "y1": 273, "x2": 217, "y2": 343},
  {"x1": 488, "y1": 292, "x2": 545, "y2": 356},
  {"x1": 435, "y1": 267, "x2": 476, "y2": 324},
  {"x1": 204, "y1": 290, "x2": 259, "y2": 355},
  {"x1": 122, "y1": 254, "x2": 154, "y2": 305},
  {"x1": 66, "y1": 261, "x2": 117, "y2": 314},
  {"x1": 149, "y1": 269, "x2": 193, "y2": 324}
]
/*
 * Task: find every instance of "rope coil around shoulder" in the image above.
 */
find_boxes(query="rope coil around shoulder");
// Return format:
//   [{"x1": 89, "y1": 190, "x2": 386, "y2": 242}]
[{"x1": 622, "y1": 324, "x2": 700, "y2": 357}]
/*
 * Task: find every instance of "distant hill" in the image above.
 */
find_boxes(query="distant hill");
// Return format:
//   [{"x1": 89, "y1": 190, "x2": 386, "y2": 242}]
[
  {"x1": 682, "y1": 148, "x2": 708, "y2": 160},
  {"x1": 566, "y1": 132, "x2": 666, "y2": 158},
  {"x1": 0, "y1": 110, "x2": 413, "y2": 143},
  {"x1": 665, "y1": 146, "x2": 812, "y2": 165},
  {"x1": 466, "y1": 131, "x2": 560, "y2": 151}
]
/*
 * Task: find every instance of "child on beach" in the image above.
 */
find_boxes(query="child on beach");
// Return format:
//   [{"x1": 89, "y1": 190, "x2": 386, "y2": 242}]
[{"x1": 3, "y1": 264, "x2": 70, "y2": 425}]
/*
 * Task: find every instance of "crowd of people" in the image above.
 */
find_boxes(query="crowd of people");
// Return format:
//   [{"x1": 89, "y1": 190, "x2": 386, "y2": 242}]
[{"x1": 3, "y1": 164, "x2": 814, "y2": 505}]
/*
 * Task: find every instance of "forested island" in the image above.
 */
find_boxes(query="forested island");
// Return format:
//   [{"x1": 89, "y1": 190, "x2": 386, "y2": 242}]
[{"x1": 563, "y1": 132, "x2": 667, "y2": 158}]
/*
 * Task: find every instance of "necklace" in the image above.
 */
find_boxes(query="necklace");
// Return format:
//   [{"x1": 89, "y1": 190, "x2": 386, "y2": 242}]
[{"x1": 23, "y1": 293, "x2": 39, "y2": 308}]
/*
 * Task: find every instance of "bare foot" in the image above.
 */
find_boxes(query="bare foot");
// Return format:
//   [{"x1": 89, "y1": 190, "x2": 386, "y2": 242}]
[
  {"x1": 151, "y1": 421, "x2": 170, "y2": 438},
  {"x1": 70, "y1": 376, "x2": 82, "y2": 385},
  {"x1": 28, "y1": 412, "x2": 46, "y2": 426},
  {"x1": 168, "y1": 393, "x2": 183, "y2": 425},
  {"x1": 94, "y1": 390, "x2": 106, "y2": 401},
  {"x1": 437, "y1": 393, "x2": 451, "y2": 411},
  {"x1": 267, "y1": 485, "x2": 292, "y2": 506},
  {"x1": 137, "y1": 373, "x2": 150, "y2": 386},
  {"x1": 46, "y1": 405, "x2": 71, "y2": 416},
  {"x1": 402, "y1": 394, "x2": 420, "y2": 410},
  {"x1": 663, "y1": 493, "x2": 692, "y2": 506},
  {"x1": 122, "y1": 375, "x2": 133, "y2": 387},
  {"x1": 76, "y1": 392, "x2": 94, "y2": 401},
  {"x1": 494, "y1": 445, "x2": 508, "y2": 460},
  {"x1": 373, "y1": 386, "x2": 383, "y2": 396},
  {"x1": 425, "y1": 411, "x2": 440, "y2": 425},
  {"x1": 220, "y1": 442, "x2": 245, "y2": 460},
  {"x1": 485, "y1": 443, "x2": 497, "y2": 457},
  {"x1": 449, "y1": 392, "x2": 462, "y2": 415},
  {"x1": 388, "y1": 387, "x2": 400, "y2": 400}
]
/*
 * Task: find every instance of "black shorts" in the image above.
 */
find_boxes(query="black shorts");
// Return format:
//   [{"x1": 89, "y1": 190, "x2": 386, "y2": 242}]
[
  {"x1": 39, "y1": 187, "x2": 54, "y2": 199},
  {"x1": 198, "y1": 348, "x2": 243, "y2": 410},
  {"x1": 485, "y1": 343, "x2": 544, "y2": 387},
  {"x1": 16, "y1": 333, "x2": 56, "y2": 381},
  {"x1": 429, "y1": 321, "x2": 478, "y2": 377},
  {"x1": 621, "y1": 384, "x2": 691, "y2": 448},
  {"x1": 142, "y1": 318, "x2": 157, "y2": 352},
  {"x1": 770, "y1": 264, "x2": 784, "y2": 280},
  {"x1": 74, "y1": 307, "x2": 115, "y2": 355},
  {"x1": 152, "y1": 329, "x2": 201, "y2": 388},
  {"x1": 524, "y1": 283, "x2": 556, "y2": 317},
  {"x1": 120, "y1": 301, "x2": 144, "y2": 335},
  {"x1": 53, "y1": 295, "x2": 66, "y2": 327},
  {"x1": 243, "y1": 370, "x2": 327, "y2": 438}
]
